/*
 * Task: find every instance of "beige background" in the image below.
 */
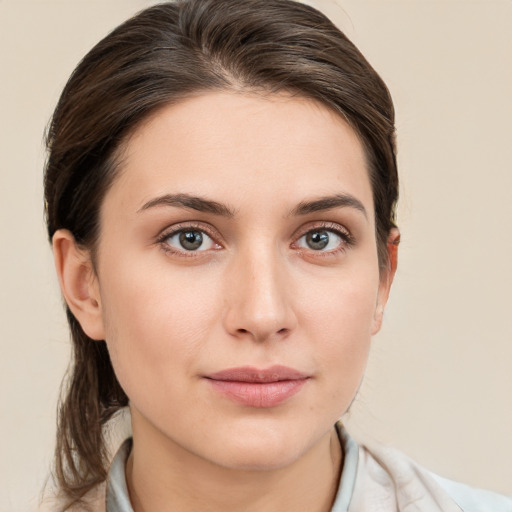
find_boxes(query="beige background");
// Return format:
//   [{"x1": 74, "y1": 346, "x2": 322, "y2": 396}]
[{"x1": 1, "y1": 0, "x2": 511, "y2": 510}]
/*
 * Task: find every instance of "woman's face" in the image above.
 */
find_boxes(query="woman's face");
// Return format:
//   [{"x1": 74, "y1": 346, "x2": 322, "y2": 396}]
[{"x1": 90, "y1": 91, "x2": 393, "y2": 469}]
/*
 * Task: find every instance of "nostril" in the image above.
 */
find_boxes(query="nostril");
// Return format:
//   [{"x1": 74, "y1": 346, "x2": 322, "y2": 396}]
[{"x1": 234, "y1": 327, "x2": 289, "y2": 339}]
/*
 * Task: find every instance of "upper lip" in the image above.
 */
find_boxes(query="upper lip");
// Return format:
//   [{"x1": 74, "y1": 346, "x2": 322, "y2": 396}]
[{"x1": 205, "y1": 365, "x2": 309, "y2": 383}]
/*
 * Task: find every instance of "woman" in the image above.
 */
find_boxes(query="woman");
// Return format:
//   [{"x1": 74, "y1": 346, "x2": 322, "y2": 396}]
[{"x1": 43, "y1": 0, "x2": 511, "y2": 510}]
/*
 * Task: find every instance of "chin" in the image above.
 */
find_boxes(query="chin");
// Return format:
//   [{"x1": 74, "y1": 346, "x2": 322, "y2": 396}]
[
  {"x1": 201, "y1": 422, "x2": 316, "y2": 471},
  {"x1": 213, "y1": 445, "x2": 304, "y2": 472}
]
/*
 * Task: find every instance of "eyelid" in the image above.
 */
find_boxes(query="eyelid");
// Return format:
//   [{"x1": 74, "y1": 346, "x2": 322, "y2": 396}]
[{"x1": 293, "y1": 221, "x2": 352, "y2": 241}]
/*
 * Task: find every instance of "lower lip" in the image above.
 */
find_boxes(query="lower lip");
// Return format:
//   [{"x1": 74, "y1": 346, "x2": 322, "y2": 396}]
[{"x1": 207, "y1": 379, "x2": 308, "y2": 408}]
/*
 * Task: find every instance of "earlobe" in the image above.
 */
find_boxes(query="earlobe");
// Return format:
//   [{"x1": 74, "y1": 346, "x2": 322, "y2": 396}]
[
  {"x1": 371, "y1": 228, "x2": 400, "y2": 335},
  {"x1": 52, "y1": 229, "x2": 105, "y2": 341}
]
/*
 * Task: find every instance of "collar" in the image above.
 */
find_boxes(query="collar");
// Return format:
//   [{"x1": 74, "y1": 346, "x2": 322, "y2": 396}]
[{"x1": 105, "y1": 422, "x2": 358, "y2": 512}]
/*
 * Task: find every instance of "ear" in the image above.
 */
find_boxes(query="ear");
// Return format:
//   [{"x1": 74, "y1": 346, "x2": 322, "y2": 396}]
[
  {"x1": 371, "y1": 228, "x2": 400, "y2": 335},
  {"x1": 52, "y1": 229, "x2": 105, "y2": 340}
]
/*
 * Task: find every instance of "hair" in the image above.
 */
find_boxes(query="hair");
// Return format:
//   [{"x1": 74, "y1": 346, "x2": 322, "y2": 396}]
[{"x1": 44, "y1": 0, "x2": 398, "y2": 508}]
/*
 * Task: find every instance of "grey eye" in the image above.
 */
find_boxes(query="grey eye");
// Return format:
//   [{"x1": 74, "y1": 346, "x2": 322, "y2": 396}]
[
  {"x1": 165, "y1": 229, "x2": 216, "y2": 252},
  {"x1": 179, "y1": 230, "x2": 203, "y2": 250},
  {"x1": 305, "y1": 230, "x2": 330, "y2": 250},
  {"x1": 297, "y1": 229, "x2": 344, "y2": 252}
]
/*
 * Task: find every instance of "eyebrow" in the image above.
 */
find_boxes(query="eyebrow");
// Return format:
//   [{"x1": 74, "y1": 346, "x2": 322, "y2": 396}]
[
  {"x1": 289, "y1": 193, "x2": 368, "y2": 219},
  {"x1": 138, "y1": 193, "x2": 236, "y2": 217},
  {"x1": 138, "y1": 192, "x2": 367, "y2": 219}
]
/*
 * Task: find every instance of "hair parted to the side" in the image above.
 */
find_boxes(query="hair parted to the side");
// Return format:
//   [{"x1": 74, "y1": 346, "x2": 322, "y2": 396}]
[{"x1": 44, "y1": 0, "x2": 398, "y2": 508}]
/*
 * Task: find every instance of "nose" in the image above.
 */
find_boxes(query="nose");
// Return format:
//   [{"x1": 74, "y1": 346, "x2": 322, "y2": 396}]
[{"x1": 223, "y1": 245, "x2": 297, "y2": 343}]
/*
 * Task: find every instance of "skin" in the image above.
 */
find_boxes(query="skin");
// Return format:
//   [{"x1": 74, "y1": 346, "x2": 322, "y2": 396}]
[{"x1": 54, "y1": 91, "x2": 398, "y2": 512}]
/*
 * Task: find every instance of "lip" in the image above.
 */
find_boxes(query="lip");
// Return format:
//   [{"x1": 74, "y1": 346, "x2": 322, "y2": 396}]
[{"x1": 204, "y1": 365, "x2": 310, "y2": 408}]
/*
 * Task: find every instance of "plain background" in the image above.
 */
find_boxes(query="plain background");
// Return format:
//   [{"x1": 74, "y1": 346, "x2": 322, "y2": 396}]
[{"x1": 1, "y1": 0, "x2": 511, "y2": 510}]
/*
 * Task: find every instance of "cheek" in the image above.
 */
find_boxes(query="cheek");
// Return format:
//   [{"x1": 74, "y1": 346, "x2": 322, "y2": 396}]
[
  {"x1": 298, "y1": 269, "x2": 378, "y2": 410},
  {"x1": 97, "y1": 258, "x2": 223, "y2": 398},
  {"x1": 299, "y1": 267, "x2": 379, "y2": 342}
]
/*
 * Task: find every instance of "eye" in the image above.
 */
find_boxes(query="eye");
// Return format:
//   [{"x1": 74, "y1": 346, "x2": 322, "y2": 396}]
[
  {"x1": 164, "y1": 229, "x2": 218, "y2": 252},
  {"x1": 296, "y1": 228, "x2": 348, "y2": 252}
]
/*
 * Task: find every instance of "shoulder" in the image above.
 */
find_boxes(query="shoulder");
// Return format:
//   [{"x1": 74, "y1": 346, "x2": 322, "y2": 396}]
[
  {"x1": 335, "y1": 424, "x2": 512, "y2": 512},
  {"x1": 429, "y1": 472, "x2": 512, "y2": 512},
  {"x1": 352, "y1": 438, "x2": 512, "y2": 512}
]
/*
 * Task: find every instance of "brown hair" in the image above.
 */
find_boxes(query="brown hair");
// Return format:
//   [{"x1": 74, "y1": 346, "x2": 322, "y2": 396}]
[{"x1": 44, "y1": 0, "x2": 398, "y2": 508}]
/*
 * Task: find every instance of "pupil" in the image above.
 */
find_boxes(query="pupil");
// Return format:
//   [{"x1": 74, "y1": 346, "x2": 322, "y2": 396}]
[
  {"x1": 307, "y1": 231, "x2": 329, "y2": 250},
  {"x1": 179, "y1": 230, "x2": 203, "y2": 250}
]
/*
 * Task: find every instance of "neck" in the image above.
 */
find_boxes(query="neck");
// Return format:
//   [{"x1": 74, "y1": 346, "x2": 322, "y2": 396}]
[{"x1": 126, "y1": 419, "x2": 342, "y2": 512}]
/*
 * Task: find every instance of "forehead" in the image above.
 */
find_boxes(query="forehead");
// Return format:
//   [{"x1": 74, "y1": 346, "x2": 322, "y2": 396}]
[{"x1": 109, "y1": 91, "x2": 374, "y2": 218}]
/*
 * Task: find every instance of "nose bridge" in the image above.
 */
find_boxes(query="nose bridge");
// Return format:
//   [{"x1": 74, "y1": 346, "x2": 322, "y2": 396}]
[{"x1": 224, "y1": 238, "x2": 295, "y2": 341}]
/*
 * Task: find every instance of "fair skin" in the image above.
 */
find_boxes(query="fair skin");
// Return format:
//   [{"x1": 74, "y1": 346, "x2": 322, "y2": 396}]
[{"x1": 54, "y1": 91, "x2": 398, "y2": 512}]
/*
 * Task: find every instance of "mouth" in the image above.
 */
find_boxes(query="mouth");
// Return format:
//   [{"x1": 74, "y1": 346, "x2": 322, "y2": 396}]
[{"x1": 204, "y1": 365, "x2": 310, "y2": 408}]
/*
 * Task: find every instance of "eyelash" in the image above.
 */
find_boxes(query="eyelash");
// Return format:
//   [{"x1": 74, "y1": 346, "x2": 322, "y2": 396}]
[{"x1": 155, "y1": 221, "x2": 354, "y2": 258}]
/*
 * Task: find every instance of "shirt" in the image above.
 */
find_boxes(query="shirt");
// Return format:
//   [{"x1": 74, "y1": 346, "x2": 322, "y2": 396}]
[{"x1": 99, "y1": 423, "x2": 512, "y2": 511}]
